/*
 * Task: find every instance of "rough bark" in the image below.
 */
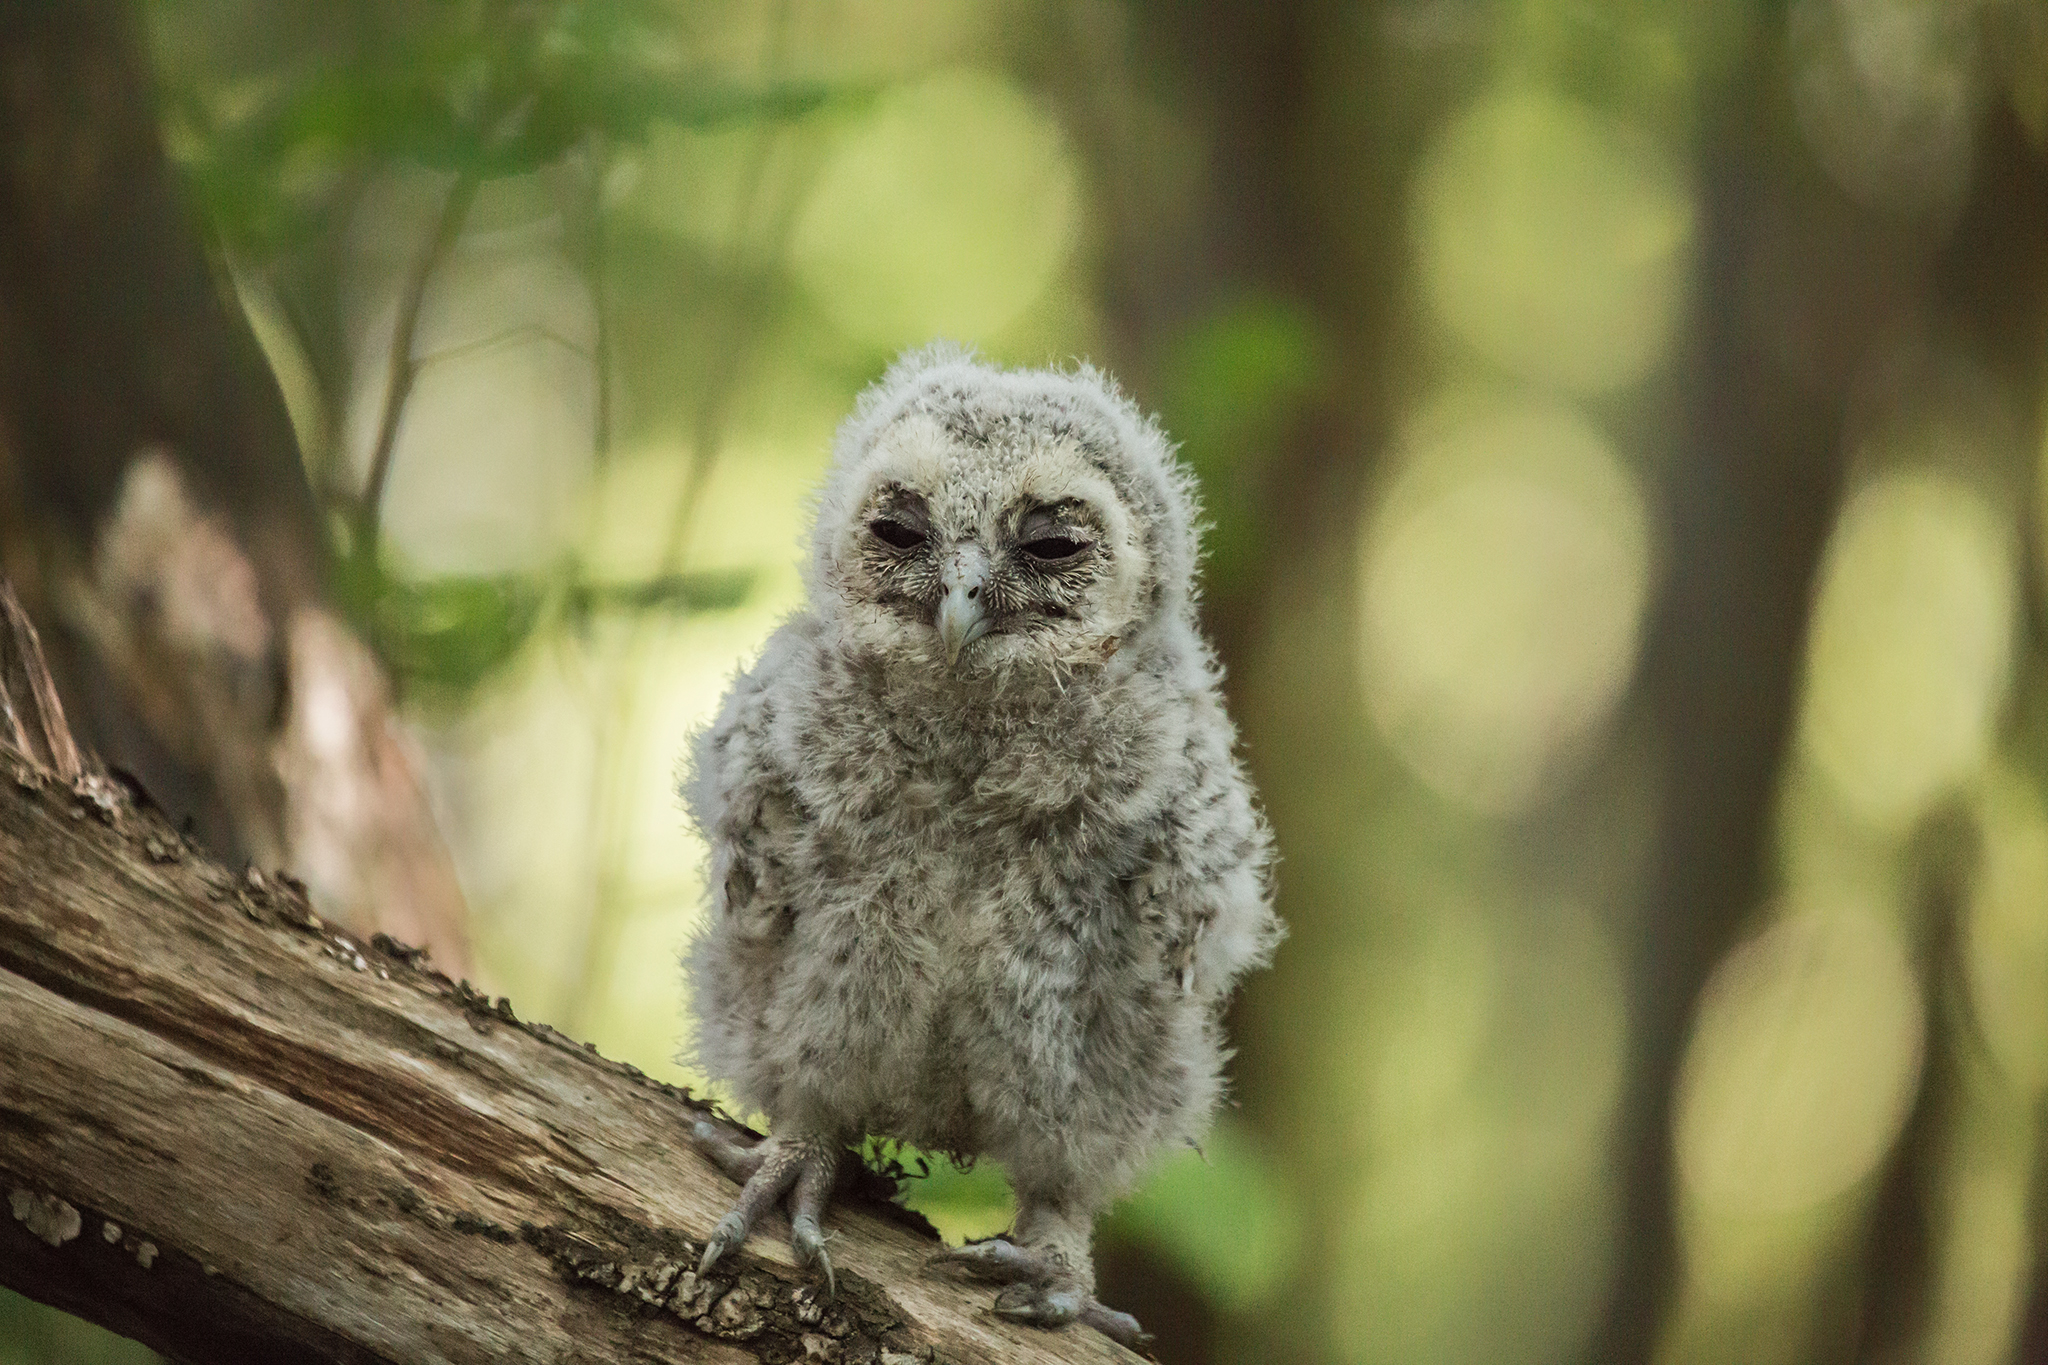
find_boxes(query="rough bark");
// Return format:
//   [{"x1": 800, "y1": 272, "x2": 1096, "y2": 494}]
[{"x1": 0, "y1": 593, "x2": 1139, "y2": 1365}]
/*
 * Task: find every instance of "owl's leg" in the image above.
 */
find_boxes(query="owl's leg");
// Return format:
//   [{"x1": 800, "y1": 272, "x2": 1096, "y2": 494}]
[
  {"x1": 926, "y1": 1194, "x2": 1147, "y2": 1347},
  {"x1": 689, "y1": 1122, "x2": 841, "y2": 1293},
  {"x1": 689, "y1": 1118, "x2": 771, "y2": 1183}
]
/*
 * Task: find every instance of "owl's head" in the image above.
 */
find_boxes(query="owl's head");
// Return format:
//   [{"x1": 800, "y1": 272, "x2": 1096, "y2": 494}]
[{"x1": 809, "y1": 345, "x2": 1200, "y2": 683}]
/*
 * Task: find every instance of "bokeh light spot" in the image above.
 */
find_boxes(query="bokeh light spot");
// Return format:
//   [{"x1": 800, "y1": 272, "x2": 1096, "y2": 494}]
[
  {"x1": 1332, "y1": 899, "x2": 1626, "y2": 1365},
  {"x1": 1918, "y1": 1091, "x2": 2034, "y2": 1365},
  {"x1": 1798, "y1": 472, "x2": 2014, "y2": 831},
  {"x1": 1358, "y1": 388, "x2": 1653, "y2": 814},
  {"x1": 1359, "y1": 903, "x2": 1497, "y2": 1146},
  {"x1": 790, "y1": 68, "x2": 1079, "y2": 349},
  {"x1": 1790, "y1": 0, "x2": 1979, "y2": 223},
  {"x1": 1965, "y1": 765, "x2": 2048, "y2": 1097},
  {"x1": 1675, "y1": 903, "x2": 1923, "y2": 1215},
  {"x1": 1411, "y1": 85, "x2": 1694, "y2": 394}
]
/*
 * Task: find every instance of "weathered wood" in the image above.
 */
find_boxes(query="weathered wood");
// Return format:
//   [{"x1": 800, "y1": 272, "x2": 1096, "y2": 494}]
[
  {"x1": 0, "y1": 582, "x2": 80, "y2": 783},
  {"x1": 0, "y1": 752, "x2": 1141, "y2": 1364}
]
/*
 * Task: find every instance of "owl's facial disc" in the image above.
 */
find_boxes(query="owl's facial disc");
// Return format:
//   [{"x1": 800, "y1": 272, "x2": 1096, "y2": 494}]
[{"x1": 844, "y1": 433, "x2": 1129, "y2": 678}]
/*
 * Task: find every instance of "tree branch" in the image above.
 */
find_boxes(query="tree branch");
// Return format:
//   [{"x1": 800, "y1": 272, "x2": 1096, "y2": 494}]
[
  {"x1": 0, "y1": 588, "x2": 1139, "y2": 1365},
  {"x1": 355, "y1": 168, "x2": 480, "y2": 561}
]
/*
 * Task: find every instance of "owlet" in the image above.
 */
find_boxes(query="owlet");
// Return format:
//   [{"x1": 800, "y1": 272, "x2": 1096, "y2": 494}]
[{"x1": 682, "y1": 345, "x2": 1280, "y2": 1346}]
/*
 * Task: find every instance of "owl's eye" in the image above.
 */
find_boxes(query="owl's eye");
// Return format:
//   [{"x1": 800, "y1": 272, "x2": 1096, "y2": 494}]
[
  {"x1": 1020, "y1": 536, "x2": 1089, "y2": 563},
  {"x1": 869, "y1": 517, "x2": 926, "y2": 551}
]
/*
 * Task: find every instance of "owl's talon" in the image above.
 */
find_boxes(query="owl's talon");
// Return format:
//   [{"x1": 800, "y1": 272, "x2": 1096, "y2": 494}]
[
  {"x1": 1079, "y1": 1300, "x2": 1152, "y2": 1348},
  {"x1": 695, "y1": 1132, "x2": 842, "y2": 1290},
  {"x1": 699, "y1": 1211, "x2": 749, "y2": 1276},
  {"x1": 927, "y1": 1236, "x2": 1050, "y2": 1284},
  {"x1": 935, "y1": 1237, "x2": 1146, "y2": 1346},
  {"x1": 992, "y1": 1280, "x2": 1085, "y2": 1327},
  {"x1": 791, "y1": 1214, "x2": 835, "y2": 1298},
  {"x1": 987, "y1": 1282, "x2": 1150, "y2": 1348}
]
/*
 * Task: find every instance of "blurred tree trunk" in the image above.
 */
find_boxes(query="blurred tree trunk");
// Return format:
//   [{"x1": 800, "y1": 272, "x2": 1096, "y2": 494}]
[
  {"x1": 0, "y1": 0, "x2": 471, "y2": 976},
  {"x1": 1596, "y1": 60, "x2": 1858, "y2": 1363},
  {"x1": 1605, "y1": 60, "x2": 2048, "y2": 1365}
]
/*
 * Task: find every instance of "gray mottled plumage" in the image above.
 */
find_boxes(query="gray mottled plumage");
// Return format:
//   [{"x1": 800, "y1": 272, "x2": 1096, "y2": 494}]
[{"x1": 680, "y1": 345, "x2": 1279, "y2": 1345}]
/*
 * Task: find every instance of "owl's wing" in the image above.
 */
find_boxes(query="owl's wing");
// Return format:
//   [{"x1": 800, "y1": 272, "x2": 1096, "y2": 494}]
[
  {"x1": 1138, "y1": 695, "x2": 1281, "y2": 1004},
  {"x1": 686, "y1": 627, "x2": 810, "y2": 948}
]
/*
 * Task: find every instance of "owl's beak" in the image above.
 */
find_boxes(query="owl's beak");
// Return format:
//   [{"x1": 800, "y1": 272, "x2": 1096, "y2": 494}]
[{"x1": 937, "y1": 547, "x2": 992, "y2": 669}]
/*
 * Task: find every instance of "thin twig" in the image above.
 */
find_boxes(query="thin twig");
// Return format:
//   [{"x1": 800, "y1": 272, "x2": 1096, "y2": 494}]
[
  {"x1": 416, "y1": 321, "x2": 594, "y2": 371},
  {"x1": 356, "y1": 169, "x2": 482, "y2": 560},
  {"x1": 655, "y1": 28, "x2": 801, "y2": 572},
  {"x1": 560, "y1": 0, "x2": 803, "y2": 1034},
  {"x1": 585, "y1": 131, "x2": 614, "y2": 470}
]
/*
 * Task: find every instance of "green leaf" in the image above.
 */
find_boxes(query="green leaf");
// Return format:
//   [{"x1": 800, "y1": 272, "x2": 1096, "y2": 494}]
[
  {"x1": 343, "y1": 563, "x2": 759, "y2": 705},
  {"x1": 372, "y1": 574, "x2": 546, "y2": 701},
  {"x1": 895, "y1": 1150, "x2": 1016, "y2": 1245},
  {"x1": 563, "y1": 569, "x2": 757, "y2": 619},
  {"x1": 165, "y1": 0, "x2": 861, "y2": 255}
]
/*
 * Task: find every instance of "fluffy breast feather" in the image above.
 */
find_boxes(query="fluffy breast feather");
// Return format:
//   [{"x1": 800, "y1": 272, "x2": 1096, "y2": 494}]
[{"x1": 684, "y1": 612, "x2": 1277, "y2": 1178}]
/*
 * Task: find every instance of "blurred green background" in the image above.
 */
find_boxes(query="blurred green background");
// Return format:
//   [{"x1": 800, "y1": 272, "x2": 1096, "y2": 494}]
[{"x1": 10, "y1": 0, "x2": 2048, "y2": 1362}]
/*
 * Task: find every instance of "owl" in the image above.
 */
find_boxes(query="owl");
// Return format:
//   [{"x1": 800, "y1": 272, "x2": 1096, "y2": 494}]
[{"x1": 681, "y1": 345, "x2": 1279, "y2": 1346}]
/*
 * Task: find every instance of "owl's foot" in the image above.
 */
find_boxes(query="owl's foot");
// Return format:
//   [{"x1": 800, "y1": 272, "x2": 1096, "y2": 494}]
[
  {"x1": 688, "y1": 1121, "x2": 841, "y2": 1296},
  {"x1": 999, "y1": 1282, "x2": 1148, "y2": 1346},
  {"x1": 927, "y1": 1237, "x2": 1149, "y2": 1348}
]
